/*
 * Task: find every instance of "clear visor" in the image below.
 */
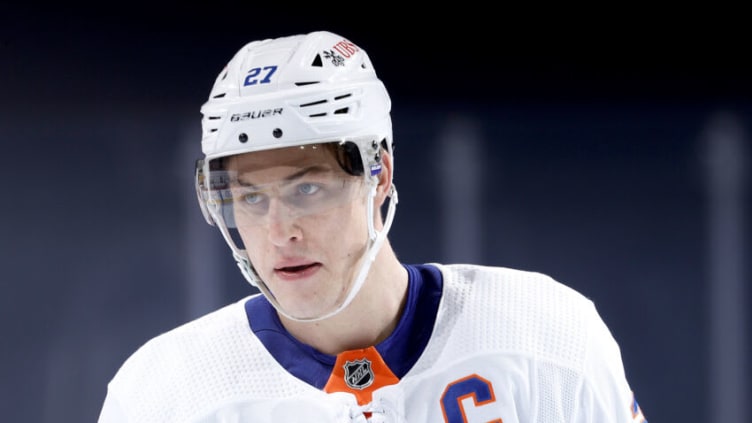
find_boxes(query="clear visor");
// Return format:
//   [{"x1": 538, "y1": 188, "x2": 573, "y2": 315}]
[
  {"x1": 195, "y1": 148, "x2": 373, "y2": 260},
  {"x1": 205, "y1": 167, "x2": 367, "y2": 229}
]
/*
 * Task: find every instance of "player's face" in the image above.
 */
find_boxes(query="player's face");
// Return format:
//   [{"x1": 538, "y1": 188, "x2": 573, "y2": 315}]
[{"x1": 226, "y1": 145, "x2": 370, "y2": 318}]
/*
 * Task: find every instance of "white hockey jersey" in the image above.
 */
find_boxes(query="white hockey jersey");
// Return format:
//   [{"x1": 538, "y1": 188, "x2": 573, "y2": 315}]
[{"x1": 99, "y1": 264, "x2": 647, "y2": 422}]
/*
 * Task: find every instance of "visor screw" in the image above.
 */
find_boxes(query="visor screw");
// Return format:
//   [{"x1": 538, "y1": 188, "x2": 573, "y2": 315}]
[
  {"x1": 238, "y1": 133, "x2": 248, "y2": 143},
  {"x1": 273, "y1": 128, "x2": 283, "y2": 138}
]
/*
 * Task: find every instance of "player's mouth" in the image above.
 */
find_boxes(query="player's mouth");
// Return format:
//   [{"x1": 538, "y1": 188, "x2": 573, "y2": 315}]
[{"x1": 274, "y1": 262, "x2": 321, "y2": 280}]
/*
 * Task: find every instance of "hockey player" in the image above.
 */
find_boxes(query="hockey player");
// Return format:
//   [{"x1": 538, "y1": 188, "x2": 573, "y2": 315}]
[{"x1": 98, "y1": 30, "x2": 647, "y2": 422}]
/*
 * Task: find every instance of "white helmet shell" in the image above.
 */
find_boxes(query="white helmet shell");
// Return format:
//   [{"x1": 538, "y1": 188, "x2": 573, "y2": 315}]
[{"x1": 200, "y1": 30, "x2": 392, "y2": 162}]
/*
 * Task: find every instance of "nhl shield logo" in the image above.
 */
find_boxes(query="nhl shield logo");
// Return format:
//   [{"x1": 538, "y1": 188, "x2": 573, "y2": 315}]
[{"x1": 343, "y1": 358, "x2": 374, "y2": 390}]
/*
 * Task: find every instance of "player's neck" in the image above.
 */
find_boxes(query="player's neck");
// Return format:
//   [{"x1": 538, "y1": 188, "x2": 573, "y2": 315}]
[{"x1": 279, "y1": 242, "x2": 408, "y2": 355}]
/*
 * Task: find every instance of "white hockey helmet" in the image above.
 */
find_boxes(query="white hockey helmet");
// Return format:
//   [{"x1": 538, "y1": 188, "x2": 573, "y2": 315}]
[{"x1": 195, "y1": 30, "x2": 398, "y2": 321}]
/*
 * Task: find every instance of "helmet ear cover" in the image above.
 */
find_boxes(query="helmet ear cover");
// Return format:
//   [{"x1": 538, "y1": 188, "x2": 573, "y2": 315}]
[
  {"x1": 335, "y1": 139, "x2": 388, "y2": 176},
  {"x1": 335, "y1": 140, "x2": 363, "y2": 176}
]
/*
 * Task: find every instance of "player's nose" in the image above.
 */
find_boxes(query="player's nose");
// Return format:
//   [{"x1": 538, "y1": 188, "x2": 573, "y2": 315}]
[{"x1": 265, "y1": 199, "x2": 301, "y2": 246}]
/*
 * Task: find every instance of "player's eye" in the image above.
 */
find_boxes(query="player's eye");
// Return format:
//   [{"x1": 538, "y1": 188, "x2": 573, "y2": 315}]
[
  {"x1": 297, "y1": 183, "x2": 321, "y2": 196},
  {"x1": 243, "y1": 192, "x2": 265, "y2": 205}
]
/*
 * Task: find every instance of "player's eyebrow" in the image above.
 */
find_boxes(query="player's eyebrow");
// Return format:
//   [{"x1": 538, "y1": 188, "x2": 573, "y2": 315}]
[{"x1": 236, "y1": 165, "x2": 333, "y2": 188}]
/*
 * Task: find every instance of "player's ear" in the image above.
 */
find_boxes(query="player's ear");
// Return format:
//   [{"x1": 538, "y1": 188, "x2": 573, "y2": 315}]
[{"x1": 374, "y1": 149, "x2": 392, "y2": 207}]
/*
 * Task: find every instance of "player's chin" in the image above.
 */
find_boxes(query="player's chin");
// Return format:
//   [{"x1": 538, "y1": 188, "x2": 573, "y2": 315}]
[
  {"x1": 278, "y1": 291, "x2": 342, "y2": 321},
  {"x1": 279, "y1": 302, "x2": 329, "y2": 321}
]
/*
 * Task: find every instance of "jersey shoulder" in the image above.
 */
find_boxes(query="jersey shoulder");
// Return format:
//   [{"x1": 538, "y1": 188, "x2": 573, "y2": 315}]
[
  {"x1": 428, "y1": 263, "x2": 601, "y2": 370},
  {"x1": 105, "y1": 295, "x2": 309, "y2": 421},
  {"x1": 114, "y1": 296, "x2": 258, "y2": 376},
  {"x1": 438, "y1": 264, "x2": 594, "y2": 313}
]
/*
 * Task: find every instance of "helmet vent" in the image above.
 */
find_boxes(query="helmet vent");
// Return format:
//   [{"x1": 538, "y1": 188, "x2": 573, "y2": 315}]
[
  {"x1": 311, "y1": 54, "x2": 323, "y2": 67},
  {"x1": 297, "y1": 91, "x2": 356, "y2": 118},
  {"x1": 300, "y1": 99, "x2": 327, "y2": 107},
  {"x1": 212, "y1": 93, "x2": 226, "y2": 99},
  {"x1": 295, "y1": 81, "x2": 320, "y2": 87}
]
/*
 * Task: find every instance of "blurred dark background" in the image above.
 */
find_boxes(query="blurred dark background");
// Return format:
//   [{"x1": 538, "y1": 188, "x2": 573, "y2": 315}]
[{"x1": 1, "y1": 4, "x2": 750, "y2": 422}]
